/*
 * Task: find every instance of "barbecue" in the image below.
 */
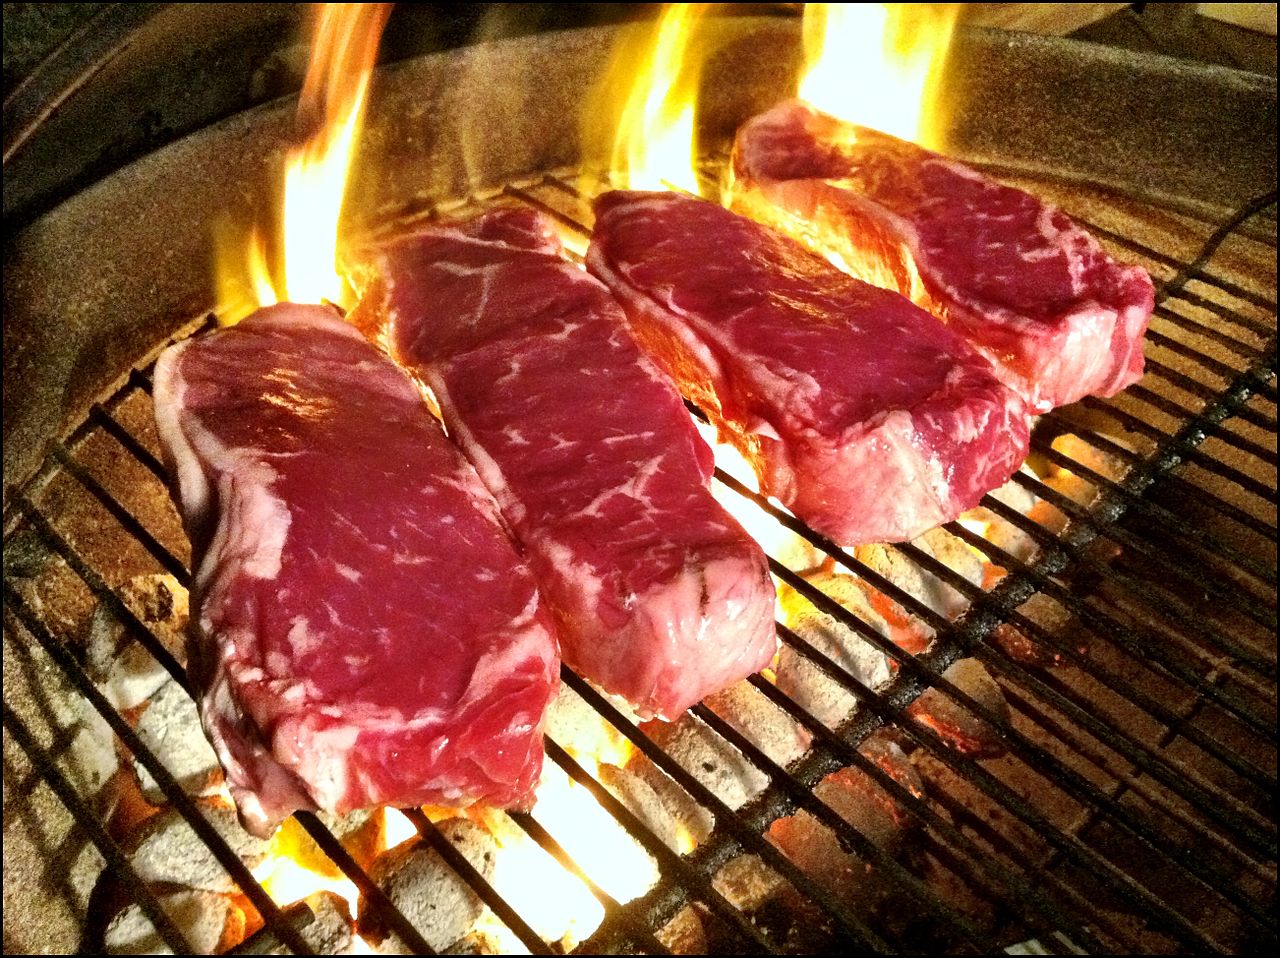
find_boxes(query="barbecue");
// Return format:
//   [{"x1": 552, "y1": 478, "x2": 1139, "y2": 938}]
[{"x1": 3, "y1": 4, "x2": 1275, "y2": 955}]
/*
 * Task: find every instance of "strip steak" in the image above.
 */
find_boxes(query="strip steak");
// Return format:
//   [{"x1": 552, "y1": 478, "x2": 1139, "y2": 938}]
[
  {"x1": 731, "y1": 100, "x2": 1154, "y2": 412},
  {"x1": 153, "y1": 304, "x2": 559, "y2": 835},
  {"x1": 348, "y1": 208, "x2": 776, "y2": 720},
  {"x1": 587, "y1": 190, "x2": 1031, "y2": 546}
]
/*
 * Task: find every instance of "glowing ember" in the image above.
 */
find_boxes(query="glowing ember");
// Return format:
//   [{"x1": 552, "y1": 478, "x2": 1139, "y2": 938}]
[
  {"x1": 691, "y1": 418, "x2": 814, "y2": 582},
  {"x1": 382, "y1": 807, "x2": 418, "y2": 850},
  {"x1": 588, "y1": 3, "x2": 707, "y2": 194},
  {"x1": 798, "y1": 2, "x2": 958, "y2": 148},
  {"x1": 215, "y1": 2, "x2": 390, "y2": 323},
  {"x1": 250, "y1": 817, "x2": 362, "y2": 918}
]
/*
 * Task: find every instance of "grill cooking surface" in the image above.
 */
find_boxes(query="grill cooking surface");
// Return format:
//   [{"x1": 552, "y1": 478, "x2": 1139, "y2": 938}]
[{"x1": 3, "y1": 162, "x2": 1276, "y2": 955}]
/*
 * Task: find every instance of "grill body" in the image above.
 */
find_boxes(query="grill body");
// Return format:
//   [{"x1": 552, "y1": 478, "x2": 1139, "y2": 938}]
[{"x1": 3, "y1": 15, "x2": 1276, "y2": 955}]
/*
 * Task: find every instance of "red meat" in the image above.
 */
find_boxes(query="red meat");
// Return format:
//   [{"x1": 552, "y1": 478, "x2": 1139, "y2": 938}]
[
  {"x1": 586, "y1": 190, "x2": 1030, "y2": 546},
  {"x1": 731, "y1": 100, "x2": 1154, "y2": 412},
  {"x1": 348, "y1": 208, "x2": 776, "y2": 720},
  {"x1": 153, "y1": 304, "x2": 559, "y2": 835}
]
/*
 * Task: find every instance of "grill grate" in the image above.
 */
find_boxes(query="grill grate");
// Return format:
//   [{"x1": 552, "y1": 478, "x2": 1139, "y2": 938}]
[{"x1": 3, "y1": 164, "x2": 1275, "y2": 955}]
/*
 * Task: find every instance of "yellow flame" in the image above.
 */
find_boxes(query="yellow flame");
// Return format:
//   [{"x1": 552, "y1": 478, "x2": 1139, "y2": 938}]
[
  {"x1": 799, "y1": 3, "x2": 958, "y2": 148},
  {"x1": 693, "y1": 418, "x2": 806, "y2": 592},
  {"x1": 588, "y1": 4, "x2": 707, "y2": 194},
  {"x1": 283, "y1": 3, "x2": 387, "y2": 305},
  {"x1": 214, "y1": 3, "x2": 389, "y2": 323},
  {"x1": 381, "y1": 807, "x2": 419, "y2": 851},
  {"x1": 479, "y1": 757, "x2": 660, "y2": 952},
  {"x1": 251, "y1": 817, "x2": 361, "y2": 917}
]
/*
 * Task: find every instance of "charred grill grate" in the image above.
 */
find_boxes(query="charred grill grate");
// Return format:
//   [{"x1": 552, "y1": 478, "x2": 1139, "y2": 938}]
[{"x1": 3, "y1": 164, "x2": 1276, "y2": 956}]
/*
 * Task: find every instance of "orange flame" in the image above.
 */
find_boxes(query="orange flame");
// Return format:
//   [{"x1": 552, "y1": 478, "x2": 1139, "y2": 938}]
[
  {"x1": 216, "y1": 3, "x2": 389, "y2": 324},
  {"x1": 587, "y1": 3, "x2": 708, "y2": 195},
  {"x1": 799, "y1": 3, "x2": 958, "y2": 148}
]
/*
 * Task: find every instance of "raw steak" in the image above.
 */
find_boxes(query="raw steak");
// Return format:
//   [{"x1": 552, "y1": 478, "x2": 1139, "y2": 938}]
[
  {"x1": 586, "y1": 190, "x2": 1030, "y2": 545},
  {"x1": 153, "y1": 304, "x2": 559, "y2": 835},
  {"x1": 731, "y1": 100, "x2": 1154, "y2": 412},
  {"x1": 347, "y1": 208, "x2": 776, "y2": 720}
]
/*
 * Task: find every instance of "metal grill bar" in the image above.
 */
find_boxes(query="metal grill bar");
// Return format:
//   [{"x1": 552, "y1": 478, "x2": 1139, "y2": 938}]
[
  {"x1": 400, "y1": 810, "x2": 558, "y2": 956},
  {"x1": 1068, "y1": 396, "x2": 1277, "y2": 487},
  {"x1": 1072, "y1": 211, "x2": 1277, "y2": 314},
  {"x1": 956, "y1": 495, "x2": 1273, "y2": 678},
  {"x1": 1, "y1": 704, "x2": 194, "y2": 954},
  {"x1": 1030, "y1": 429, "x2": 1278, "y2": 546},
  {"x1": 290, "y1": 813, "x2": 441, "y2": 956},
  {"x1": 996, "y1": 464, "x2": 1275, "y2": 630},
  {"x1": 503, "y1": 810, "x2": 674, "y2": 955},
  {"x1": 3, "y1": 581, "x2": 317, "y2": 956},
  {"x1": 956, "y1": 488, "x2": 1275, "y2": 678},
  {"x1": 1153, "y1": 305, "x2": 1271, "y2": 361},
  {"x1": 11, "y1": 499, "x2": 445, "y2": 956},
  {"x1": 892, "y1": 538, "x2": 1276, "y2": 854},
  {"x1": 714, "y1": 465, "x2": 1276, "y2": 801},
  {"x1": 1174, "y1": 287, "x2": 1276, "y2": 337},
  {"x1": 1155, "y1": 192, "x2": 1279, "y2": 303},
  {"x1": 540, "y1": 737, "x2": 783, "y2": 953},
  {"x1": 1021, "y1": 434, "x2": 1275, "y2": 580},
  {"x1": 721, "y1": 461, "x2": 1269, "y2": 794},
  {"x1": 774, "y1": 559, "x2": 1277, "y2": 933},
  {"x1": 684, "y1": 701, "x2": 995, "y2": 952},
  {"x1": 763, "y1": 621, "x2": 1232, "y2": 955},
  {"x1": 559, "y1": 670, "x2": 896, "y2": 953},
  {"x1": 737, "y1": 672, "x2": 1115, "y2": 952}
]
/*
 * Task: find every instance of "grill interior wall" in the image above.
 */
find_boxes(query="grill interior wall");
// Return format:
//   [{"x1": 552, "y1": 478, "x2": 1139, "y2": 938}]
[{"x1": 3, "y1": 163, "x2": 1276, "y2": 955}]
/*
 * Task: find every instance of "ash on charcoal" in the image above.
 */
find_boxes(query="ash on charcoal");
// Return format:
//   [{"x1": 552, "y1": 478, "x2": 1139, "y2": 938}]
[
  {"x1": 992, "y1": 592, "x2": 1081, "y2": 666},
  {"x1": 544, "y1": 682, "x2": 637, "y2": 762},
  {"x1": 710, "y1": 853, "x2": 835, "y2": 952},
  {"x1": 767, "y1": 736, "x2": 923, "y2": 911},
  {"x1": 622, "y1": 754, "x2": 715, "y2": 844},
  {"x1": 84, "y1": 574, "x2": 188, "y2": 710},
  {"x1": 914, "y1": 527, "x2": 985, "y2": 597},
  {"x1": 712, "y1": 853, "x2": 787, "y2": 912},
  {"x1": 906, "y1": 658, "x2": 1010, "y2": 758},
  {"x1": 705, "y1": 680, "x2": 808, "y2": 770},
  {"x1": 2, "y1": 621, "x2": 118, "y2": 952},
  {"x1": 656, "y1": 903, "x2": 707, "y2": 954},
  {"x1": 133, "y1": 678, "x2": 221, "y2": 802},
  {"x1": 358, "y1": 817, "x2": 496, "y2": 954},
  {"x1": 128, "y1": 799, "x2": 270, "y2": 893},
  {"x1": 859, "y1": 530, "x2": 982, "y2": 625},
  {"x1": 776, "y1": 571, "x2": 893, "y2": 729},
  {"x1": 295, "y1": 891, "x2": 356, "y2": 955},
  {"x1": 597, "y1": 762, "x2": 685, "y2": 853},
  {"x1": 104, "y1": 888, "x2": 244, "y2": 955},
  {"x1": 644, "y1": 712, "x2": 767, "y2": 818},
  {"x1": 313, "y1": 807, "x2": 382, "y2": 871},
  {"x1": 964, "y1": 466, "x2": 1042, "y2": 562}
]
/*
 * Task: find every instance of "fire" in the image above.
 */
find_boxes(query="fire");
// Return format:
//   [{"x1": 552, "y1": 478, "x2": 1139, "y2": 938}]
[
  {"x1": 215, "y1": 3, "x2": 389, "y2": 324},
  {"x1": 474, "y1": 715, "x2": 666, "y2": 951},
  {"x1": 251, "y1": 816, "x2": 363, "y2": 919},
  {"x1": 587, "y1": 4, "x2": 708, "y2": 195},
  {"x1": 798, "y1": 3, "x2": 958, "y2": 148},
  {"x1": 693, "y1": 417, "x2": 811, "y2": 585}
]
